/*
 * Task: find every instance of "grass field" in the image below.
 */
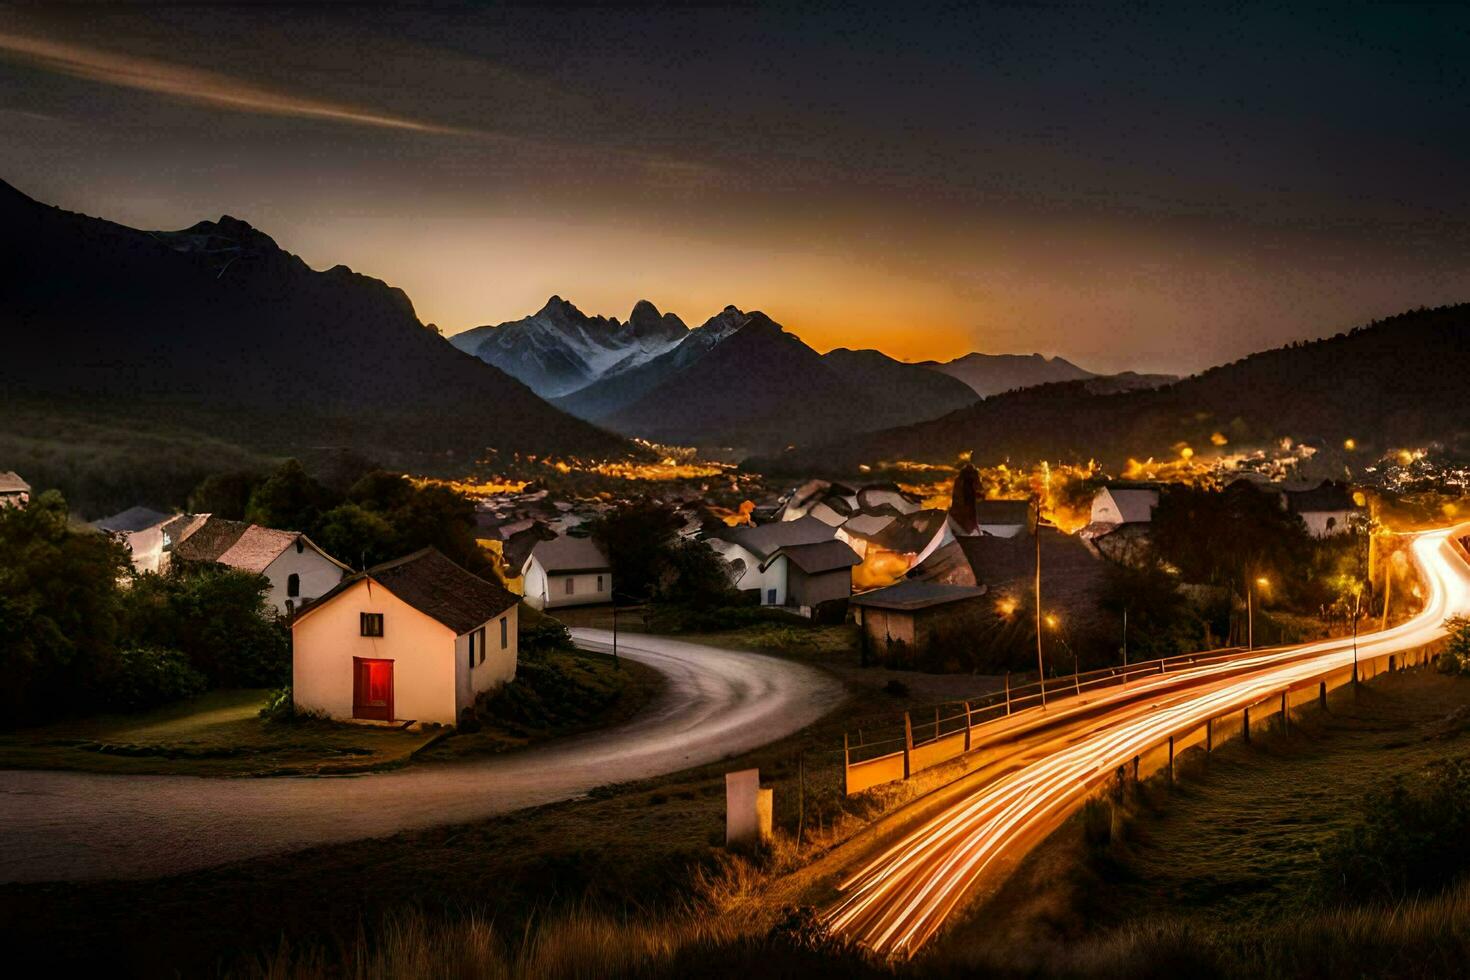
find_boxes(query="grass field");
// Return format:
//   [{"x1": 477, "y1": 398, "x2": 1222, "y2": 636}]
[{"x1": 0, "y1": 689, "x2": 440, "y2": 777}]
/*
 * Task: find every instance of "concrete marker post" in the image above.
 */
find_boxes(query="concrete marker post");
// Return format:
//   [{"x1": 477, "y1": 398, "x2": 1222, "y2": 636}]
[{"x1": 902, "y1": 711, "x2": 913, "y2": 780}]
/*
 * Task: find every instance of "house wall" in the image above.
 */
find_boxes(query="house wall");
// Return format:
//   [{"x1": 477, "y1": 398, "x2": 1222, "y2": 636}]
[
  {"x1": 453, "y1": 604, "x2": 518, "y2": 716},
  {"x1": 266, "y1": 544, "x2": 346, "y2": 617},
  {"x1": 524, "y1": 555, "x2": 610, "y2": 609},
  {"x1": 122, "y1": 525, "x2": 169, "y2": 574},
  {"x1": 711, "y1": 541, "x2": 789, "y2": 604},
  {"x1": 856, "y1": 606, "x2": 916, "y2": 649},
  {"x1": 1302, "y1": 510, "x2": 1355, "y2": 538},
  {"x1": 788, "y1": 565, "x2": 852, "y2": 610},
  {"x1": 292, "y1": 579, "x2": 460, "y2": 724}
]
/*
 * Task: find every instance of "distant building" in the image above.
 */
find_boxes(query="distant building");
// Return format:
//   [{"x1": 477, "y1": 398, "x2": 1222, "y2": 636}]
[
  {"x1": 1088, "y1": 486, "x2": 1159, "y2": 526},
  {"x1": 92, "y1": 507, "x2": 208, "y2": 575},
  {"x1": 842, "y1": 508, "x2": 953, "y2": 583},
  {"x1": 0, "y1": 471, "x2": 30, "y2": 508},
  {"x1": 291, "y1": 548, "x2": 518, "y2": 726},
  {"x1": 850, "y1": 581, "x2": 990, "y2": 665},
  {"x1": 173, "y1": 515, "x2": 350, "y2": 616},
  {"x1": 947, "y1": 463, "x2": 1033, "y2": 538},
  {"x1": 1285, "y1": 480, "x2": 1362, "y2": 537},
  {"x1": 757, "y1": 539, "x2": 861, "y2": 618},
  {"x1": 778, "y1": 479, "x2": 858, "y2": 525},
  {"x1": 706, "y1": 515, "x2": 838, "y2": 605},
  {"x1": 523, "y1": 534, "x2": 612, "y2": 609}
]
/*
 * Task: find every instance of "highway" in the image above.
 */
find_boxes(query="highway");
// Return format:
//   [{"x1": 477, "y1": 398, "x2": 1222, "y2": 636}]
[{"x1": 822, "y1": 527, "x2": 1470, "y2": 959}]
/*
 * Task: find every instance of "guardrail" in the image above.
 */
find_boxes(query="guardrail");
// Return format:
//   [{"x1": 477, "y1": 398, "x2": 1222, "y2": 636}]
[{"x1": 845, "y1": 645, "x2": 1256, "y2": 795}]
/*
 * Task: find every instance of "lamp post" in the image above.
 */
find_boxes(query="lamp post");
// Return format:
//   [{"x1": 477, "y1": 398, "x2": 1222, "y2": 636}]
[
  {"x1": 1248, "y1": 575, "x2": 1269, "y2": 650},
  {"x1": 1351, "y1": 584, "x2": 1362, "y2": 686}
]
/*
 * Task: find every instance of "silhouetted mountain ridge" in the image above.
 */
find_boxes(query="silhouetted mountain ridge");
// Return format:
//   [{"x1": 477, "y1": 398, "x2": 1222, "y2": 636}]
[{"x1": 0, "y1": 179, "x2": 631, "y2": 463}]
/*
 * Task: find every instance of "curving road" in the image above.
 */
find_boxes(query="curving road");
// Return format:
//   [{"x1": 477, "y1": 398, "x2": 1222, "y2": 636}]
[
  {"x1": 0, "y1": 630, "x2": 843, "y2": 883},
  {"x1": 823, "y1": 528, "x2": 1470, "y2": 958}
]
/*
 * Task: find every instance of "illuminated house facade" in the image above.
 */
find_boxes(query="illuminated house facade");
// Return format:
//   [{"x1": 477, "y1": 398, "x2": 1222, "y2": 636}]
[{"x1": 291, "y1": 548, "x2": 519, "y2": 726}]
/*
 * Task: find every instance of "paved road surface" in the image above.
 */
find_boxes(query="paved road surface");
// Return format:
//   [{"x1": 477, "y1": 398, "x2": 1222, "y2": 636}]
[
  {"x1": 0, "y1": 630, "x2": 843, "y2": 883},
  {"x1": 824, "y1": 528, "x2": 1470, "y2": 958}
]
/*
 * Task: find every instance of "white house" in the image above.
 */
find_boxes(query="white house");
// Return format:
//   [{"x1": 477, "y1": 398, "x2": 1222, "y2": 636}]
[
  {"x1": 1089, "y1": 487, "x2": 1159, "y2": 526},
  {"x1": 1285, "y1": 481, "x2": 1362, "y2": 538},
  {"x1": 291, "y1": 547, "x2": 519, "y2": 726},
  {"x1": 0, "y1": 471, "x2": 30, "y2": 508},
  {"x1": 173, "y1": 515, "x2": 350, "y2": 616},
  {"x1": 523, "y1": 533, "x2": 612, "y2": 609},
  {"x1": 706, "y1": 515, "x2": 838, "y2": 606},
  {"x1": 93, "y1": 508, "x2": 209, "y2": 575}
]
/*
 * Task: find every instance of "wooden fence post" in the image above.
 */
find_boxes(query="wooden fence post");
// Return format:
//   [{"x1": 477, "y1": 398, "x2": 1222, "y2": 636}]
[
  {"x1": 842, "y1": 732, "x2": 850, "y2": 797},
  {"x1": 902, "y1": 712, "x2": 913, "y2": 779},
  {"x1": 934, "y1": 705, "x2": 941, "y2": 740},
  {"x1": 1132, "y1": 755, "x2": 1139, "y2": 782},
  {"x1": 1206, "y1": 717, "x2": 1213, "y2": 756},
  {"x1": 1167, "y1": 735, "x2": 1175, "y2": 785},
  {"x1": 963, "y1": 701, "x2": 972, "y2": 752},
  {"x1": 1281, "y1": 690, "x2": 1289, "y2": 734},
  {"x1": 1319, "y1": 681, "x2": 1327, "y2": 710},
  {"x1": 1243, "y1": 706, "x2": 1251, "y2": 744},
  {"x1": 1004, "y1": 672, "x2": 1012, "y2": 715}
]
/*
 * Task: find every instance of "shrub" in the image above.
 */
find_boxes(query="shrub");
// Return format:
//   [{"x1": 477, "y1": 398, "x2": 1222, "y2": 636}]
[
  {"x1": 518, "y1": 603, "x2": 574, "y2": 658},
  {"x1": 1435, "y1": 615, "x2": 1470, "y2": 675},
  {"x1": 103, "y1": 645, "x2": 207, "y2": 711},
  {"x1": 1315, "y1": 755, "x2": 1470, "y2": 904}
]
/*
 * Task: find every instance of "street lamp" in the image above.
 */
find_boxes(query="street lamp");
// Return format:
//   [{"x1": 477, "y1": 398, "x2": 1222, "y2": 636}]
[
  {"x1": 1047, "y1": 614, "x2": 1079, "y2": 693},
  {"x1": 1248, "y1": 575, "x2": 1269, "y2": 650}
]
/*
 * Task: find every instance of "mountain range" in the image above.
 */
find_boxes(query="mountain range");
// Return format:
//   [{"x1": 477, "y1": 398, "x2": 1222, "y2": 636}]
[
  {"x1": 756, "y1": 305, "x2": 1470, "y2": 474},
  {"x1": 457, "y1": 301, "x2": 978, "y2": 451},
  {"x1": 0, "y1": 179, "x2": 631, "y2": 470},
  {"x1": 922, "y1": 352, "x2": 1176, "y2": 397}
]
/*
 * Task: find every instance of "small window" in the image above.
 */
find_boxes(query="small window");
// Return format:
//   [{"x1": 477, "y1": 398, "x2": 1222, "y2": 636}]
[
  {"x1": 468, "y1": 629, "x2": 476, "y2": 668},
  {"x1": 500, "y1": 616, "x2": 508, "y2": 649},
  {"x1": 477, "y1": 627, "x2": 486, "y2": 665},
  {"x1": 596, "y1": 575, "x2": 604, "y2": 592},
  {"x1": 766, "y1": 588, "x2": 777, "y2": 605},
  {"x1": 360, "y1": 612, "x2": 384, "y2": 637},
  {"x1": 287, "y1": 573, "x2": 300, "y2": 597},
  {"x1": 565, "y1": 577, "x2": 574, "y2": 596}
]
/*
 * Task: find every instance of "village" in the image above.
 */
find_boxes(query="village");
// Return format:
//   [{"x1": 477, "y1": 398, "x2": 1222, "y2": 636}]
[{"x1": 0, "y1": 451, "x2": 1379, "y2": 743}]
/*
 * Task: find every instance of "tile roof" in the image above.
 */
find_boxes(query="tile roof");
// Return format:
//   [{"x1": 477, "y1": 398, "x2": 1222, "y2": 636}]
[
  {"x1": 531, "y1": 533, "x2": 611, "y2": 573},
  {"x1": 300, "y1": 547, "x2": 519, "y2": 635},
  {"x1": 93, "y1": 506, "x2": 172, "y2": 533},
  {"x1": 710, "y1": 515, "x2": 837, "y2": 560},
  {"x1": 0, "y1": 471, "x2": 30, "y2": 494},
  {"x1": 765, "y1": 539, "x2": 861, "y2": 574},
  {"x1": 851, "y1": 580, "x2": 988, "y2": 611},
  {"x1": 215, "y1": 525, "x2": 302, "y2": 574},
  {"x1": 172, "y1": 516, "x2": 252, "y2": 562},
  {"x1": 1285, "y1": 480, "x2": 1359, "y2": 514}
]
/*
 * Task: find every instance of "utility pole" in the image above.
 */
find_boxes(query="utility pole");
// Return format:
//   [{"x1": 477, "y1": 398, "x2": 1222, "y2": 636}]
[
  {"x1": 1034, "y1": 503, "x2": 1046, "y2": 707},
  {"x1": 1247, "y1": 577, "x2": 1254, "y2": 651},
  {"x1": 1352, "y1": 586, "x2": 1361, "y2": 686}
]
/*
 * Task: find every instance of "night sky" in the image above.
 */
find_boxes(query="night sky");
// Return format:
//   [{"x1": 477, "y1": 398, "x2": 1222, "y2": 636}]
[{"x1": 3, "y1": 3, "x2": 1468, "y2": 374}]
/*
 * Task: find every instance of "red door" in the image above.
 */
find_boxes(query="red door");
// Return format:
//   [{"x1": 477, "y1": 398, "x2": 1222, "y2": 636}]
[{"x1": 352, "y1": 657, "x2": 394, "y2": 721}]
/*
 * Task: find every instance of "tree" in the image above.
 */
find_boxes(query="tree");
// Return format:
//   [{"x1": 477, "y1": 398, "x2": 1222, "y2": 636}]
[
  {"x1": 589, "y1": 500, "x2": 729, "y2": 605},
  {"x1": 187, "y1": 470, "x2": 260, "y2": 520},
  {"x1": 313, "y1": 503, "x2": 398, "y2": 570},
  {"x1": 0, "y1": 491, "x2": 132, "y2": 723},
  {"x1": 245, "y1": 459, "x2": 330, "y2": 530}
]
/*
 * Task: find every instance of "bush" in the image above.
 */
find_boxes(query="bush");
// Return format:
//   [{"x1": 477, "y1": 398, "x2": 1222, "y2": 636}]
[
  {"x1": 1435, "y1": 615, "x2": 1470, "y2": 675},
  {"x1": 1315, "y1": 755, "x2": 1470, "y2": 904},
  {"x1": 103, "y1": 646, "x2": 207, "y2": 711},
  {"x1": 518, "y1": 603, "x2": 574, "y2": 658},
  {"x1": 258, "y1": 685, "x2": 324, "y2": 722}
]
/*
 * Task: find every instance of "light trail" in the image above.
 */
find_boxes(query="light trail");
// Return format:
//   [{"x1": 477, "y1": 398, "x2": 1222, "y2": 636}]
[{"x1": 823, "y1": 528, "x2": 1470, "y2": 959}]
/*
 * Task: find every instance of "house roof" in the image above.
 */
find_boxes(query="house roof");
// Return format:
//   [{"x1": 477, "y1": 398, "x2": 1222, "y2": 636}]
[
  {"x1": 865, "y1": 508, "x2": 949, "y2": 555},
  {"x1": 841, "y1": 512, "x2": 897, "y2": 540},
  {"x1": 531, "y1": 533, "x2": 611, "y2": 574},
  {"x1": 763, "y1": 539, "x2": 861, "y2": 575},
  {"x1": 1285, "y1": 480, "x2": 1359, "y2": 514},
  {"x1": 710, "y1": 514, "x2": 837, "y2": 560},
  {"x1": 297, "y1": 547, "x2": 518, "y2": 635},
  {"x1": 973, "y1": 499, "x2": 1032, "y2": 526},
  {"x1": 173, "y1": 516, "x2": 252, "y2": 561},
  {"x1": 93, "y1": 506, "x2": 172, "y2": 533},
  {"x1": 502, "y1": 524, "x2": 554, "y2": 575},
  {"x1": 851, "y1": 580, "x2": 988, "y2": 611},
  {"x1": 0, "y1": 471, "x2": 29, "y2": 494},
  {"x1": 1097, "y1": 487, "x2": 1159, "y2": 524}
]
